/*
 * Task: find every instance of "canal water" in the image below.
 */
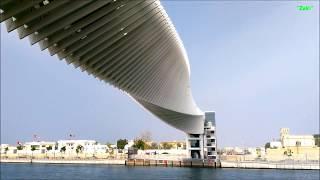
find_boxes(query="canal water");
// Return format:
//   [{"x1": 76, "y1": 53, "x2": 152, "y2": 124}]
[{"x1": 1, "y1": 163, "x2": 319, "y2": 180}]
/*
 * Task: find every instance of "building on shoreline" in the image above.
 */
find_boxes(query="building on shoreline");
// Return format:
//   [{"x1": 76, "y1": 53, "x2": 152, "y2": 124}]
[
  {"x1": 265, "y1": 128, "x2": 319, "y2": 161},
  {"x1": 159, "y1": 141, "x2": 186, "y2": 150},
  {"x1": 219, "y1": 128, "x2": 319, "y2": 162},
  {"x1": 0, "y1": 139, "x2": 112, "y2": 159},
  {"x1": 57, "y1": 140, "x2": 108, "y2": 154},
  {"x1": 280, "y1": 128, "x2": 315, "y2": 147},
  {"x1": 0, "y1": 144, "x2": 17, "y2": 155},
  {"x1": 23, "y1": 141, "x2": 56, "y2": 154},
  {"x1": 219, "y1": 146, "x2": 266, "y2": 161},
  {"x1": 1, "y1": 139, "x2": 190, "y2": 160}
]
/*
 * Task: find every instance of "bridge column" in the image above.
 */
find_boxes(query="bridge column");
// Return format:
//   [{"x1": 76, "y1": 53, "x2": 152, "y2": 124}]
[{"x1": 187, "y1": 111, "x2": 217, "y2": 161}]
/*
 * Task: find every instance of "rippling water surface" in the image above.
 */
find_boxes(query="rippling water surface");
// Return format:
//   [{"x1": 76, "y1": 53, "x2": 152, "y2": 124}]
[{"x1": 1, "y1": 163, "x2": 319, "y2": 180}]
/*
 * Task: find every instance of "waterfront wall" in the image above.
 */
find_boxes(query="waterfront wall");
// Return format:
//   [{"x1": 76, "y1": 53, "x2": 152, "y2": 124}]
[
  {"x1": 266, "y1": 147, "x2": 320, "y2": 161},
  {"x1": 0, "y1": 158, "x2": 125, "y2": 165},
  {"x1": 0, "y1": 152, "x2": 126, "y2": 160},
  {"x1": 221, "y1": 160, "x2": 320, "y2": 170}
]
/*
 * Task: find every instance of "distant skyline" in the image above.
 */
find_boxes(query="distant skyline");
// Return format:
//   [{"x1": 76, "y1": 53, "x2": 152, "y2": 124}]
[{"x1": 1, "y1": 1, "x2": 319, "y2": 147}]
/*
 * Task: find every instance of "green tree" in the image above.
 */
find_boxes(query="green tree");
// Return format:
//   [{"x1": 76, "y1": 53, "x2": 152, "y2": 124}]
[
  {"x1": 117, "y1": 139, "x2": 128, "y2": 149},
  {"x1": 30, "y1": 145, "x2": 36, "y2": 159},
  {"x1": 46, "y1": 146, "x2": 52, "y2": 151},
  {"x1": 76, "y1": 145, "x2": 83, "y2": 154},
  {"x1": 162, "y1": 142, "x2": 173, "y2": 150},
  {"x1": 60, "y1": 146, "x2": 66, "y2": 153},
  {"x1": 133, "y1": 139, "x2": 145, "y2": 150},
  {"x1": 4, "y1": 147, "x2": 9, "y2": 154},
  {"x1": 17, "y1": 145, "x2": 23, "y2": 150},
  {"x1": 265, "y1": 142, "x2": 270, "y2": 149}
]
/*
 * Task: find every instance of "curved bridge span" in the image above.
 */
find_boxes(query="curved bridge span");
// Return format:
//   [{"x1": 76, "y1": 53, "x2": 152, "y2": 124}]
[{"x1": 0, "y1": 0, "x2": 204, "y2": 134}]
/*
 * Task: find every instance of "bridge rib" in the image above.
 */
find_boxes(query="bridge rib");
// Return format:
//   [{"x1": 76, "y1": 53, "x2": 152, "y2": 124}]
[{"x1": 1, "y1": 0, "x2": 204, "y2": 134}]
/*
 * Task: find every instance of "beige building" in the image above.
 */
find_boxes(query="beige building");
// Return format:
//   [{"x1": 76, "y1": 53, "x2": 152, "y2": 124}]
[
  {"x1": 159, "y1": 141, "x2": 186, "y2": 150},
  {"x1": 280, "y1": 128, "x2": 315, "y2": 147},
  {"x1": 265, "y1": 128, "x2": 319, "y2": 161}
]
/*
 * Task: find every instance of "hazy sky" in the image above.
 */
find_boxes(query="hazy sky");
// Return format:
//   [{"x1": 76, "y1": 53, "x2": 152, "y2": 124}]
[{"x1": 1, "y1": 1, "x2": 319, "y2": 147}]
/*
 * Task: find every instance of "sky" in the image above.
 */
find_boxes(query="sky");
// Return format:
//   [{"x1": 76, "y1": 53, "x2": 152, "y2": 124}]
[{"x1": 1, "y1": 1, "x2": 319, "y2": 148}]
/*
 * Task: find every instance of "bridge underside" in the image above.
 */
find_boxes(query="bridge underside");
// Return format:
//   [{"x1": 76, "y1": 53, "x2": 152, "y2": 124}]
[{"x1": 0, "y1": 0, "x2": 204, "y2": 134}]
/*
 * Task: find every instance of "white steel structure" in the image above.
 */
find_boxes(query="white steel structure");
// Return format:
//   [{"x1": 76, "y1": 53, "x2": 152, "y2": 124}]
[{"x1": 1, "y1": 0, "x2": 216, "y2": 159}]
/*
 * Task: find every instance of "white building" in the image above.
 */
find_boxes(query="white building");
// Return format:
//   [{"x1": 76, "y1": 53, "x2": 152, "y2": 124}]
[
  {"x1": 93, "y1": 144, "x2": 109, "y2": 154},
  {"x1": 270, "y1": 141, "x2": 282, "y2": 148},
  {"x1": 24, "y1": 141, "x2": 56, "y2": 154},
  {"x1": 57, "y1": 140, "x2": 108, "y2": 154},
  {"x1": 0, "y1": 144, "x2": 16, "y2": 154},
  {"x1": 124, "y1": 140, "x2": 134, "y2": 151},
  {"x1": 0, "y1": 144, "x2": 9, "y2": 154}
]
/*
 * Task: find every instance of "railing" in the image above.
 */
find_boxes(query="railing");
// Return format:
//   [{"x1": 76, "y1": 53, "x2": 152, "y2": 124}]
[{"x1": 206, "y1": 143, "x2": 216, "y2": 146}]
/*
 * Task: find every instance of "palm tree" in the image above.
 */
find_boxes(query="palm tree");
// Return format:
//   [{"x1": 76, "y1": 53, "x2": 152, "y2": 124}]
[
  {"x1": 46, "y1": 146, "x2": 52, "y2": 151},
  {"x1": 4, "y1": 147, "x2": 9, "y2": 154},
  {"x1": 60, "y1": 146, "x2": 66, "y2": 153},
  {"x1": 45, "y1": 146, "x2": 52, "y2": 159},
  {"x1": 17, "y1": 145, "x2": 23, "y2": 150},
  {"x1": 31, "y1": 145, "x2": 36, "y2": 159},
  {"x1": 76, "y1": 145, "x2": 83, "y2": 155}
]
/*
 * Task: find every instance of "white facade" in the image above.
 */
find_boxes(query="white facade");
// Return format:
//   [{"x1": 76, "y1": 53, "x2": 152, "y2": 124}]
[
  {"x1": 0, "y1": 144, "x2": 16, "y2": 154},
  {"x1": 124, "y1": 140, "x2": 134, "y2": 151},
  {"x1": 57, "y1": 140, "x2": 108, "y2": 154},
  {"x1": 270, "y1": 141, "x2": 282, "y2": 148},
  {"x1": 1, "y1": 140, "x2": 109, "y2": 156},
  {"x1": 16, "y1": 141, "x2": 57, "y2": 155},
  {"x1": 281, "y1": 135, "x2": 315, "y2": 147},
  {"x1": 0, "y1": 144, "x2": 9, "y2": 154},
  {"x1": 139, "y1": 149, "x2": 187, "y2": 156}
]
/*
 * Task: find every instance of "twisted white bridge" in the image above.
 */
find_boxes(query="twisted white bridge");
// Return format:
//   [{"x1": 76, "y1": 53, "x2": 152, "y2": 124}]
[{"x1": 1, "y1": 0, "x2": 205, "y2": 134}]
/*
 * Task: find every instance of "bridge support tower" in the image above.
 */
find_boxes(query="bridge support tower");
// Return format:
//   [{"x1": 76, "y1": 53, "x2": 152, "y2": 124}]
[{"x1": 186, "y1": 111, "x2": 217, "y2": 160}]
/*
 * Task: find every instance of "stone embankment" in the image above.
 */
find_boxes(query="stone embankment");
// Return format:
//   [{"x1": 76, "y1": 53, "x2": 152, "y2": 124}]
[
  {"x1": 221, "y1": 160, "x2": 320, "y2": 170},
  {"x1": 0, "y1": 158, "x2": 125, "y2": 165}
]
